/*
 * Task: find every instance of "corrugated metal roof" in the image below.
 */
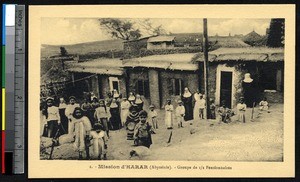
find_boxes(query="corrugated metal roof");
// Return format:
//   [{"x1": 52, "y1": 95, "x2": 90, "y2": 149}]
[
  {"x1": 215, "y1": 53, "x2": 268, "y2": 62},
  {"x1": 209, "y1": 47, "x2": 283, "y2": 55},
  {"x1": 195, "y1": 47, "x2": 284, "y2": 62},
  {"x1": 67, "y1": 58, "x2": 124, "y2": 75},
  {"x1": 269, "y1": 53, "x2": 284, "y2": 62},
  {"x1": 147, "y1": 36, "x2": 175, "y2": 43},
  {"x1": 68, "y1": 67, "x2": 123, "y2": 75},
  {"x1": 122, "y1": 53, "x2": 198, "y2": 71}
]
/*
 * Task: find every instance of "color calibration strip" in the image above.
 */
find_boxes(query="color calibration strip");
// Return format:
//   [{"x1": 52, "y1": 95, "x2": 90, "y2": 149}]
[{"x1": 2, "y1": 4, "x2": 25, "y2": 174}]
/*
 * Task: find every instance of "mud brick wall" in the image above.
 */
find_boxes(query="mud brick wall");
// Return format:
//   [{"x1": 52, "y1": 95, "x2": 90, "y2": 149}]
[
  {"x1": 99, "y1": 75, "x2": 127, "y2": 99},
  {"x1": 148, "y1": 70, "x2": 160, "y2": 109},
  {"x1": 160, "y1": 70, "x2": 199, "y2": 108},
  {"x1": 207, "y1": 63, "x2": 217, "y2": 103},
  {"x1": 263, "y1": 92, "x2": 283, "y2": 103},
  {"x1": 127, "y1": 69, "x2": 151, "y2": 107}
]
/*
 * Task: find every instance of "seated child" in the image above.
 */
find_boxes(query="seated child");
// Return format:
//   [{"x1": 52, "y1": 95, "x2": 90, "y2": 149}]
[
  {"x1": 217, "y1": 101, "x2": 233, "y2": 123},
  {"x1": 175, "y1": 100, "x2": 185, "y2": 128},
  {"x1": 148, "y1": 105, "x2": 158, "y2": 129},
  {"x1": 90, "y1": 123, "x2": 108, "y2": 160},
  {"x1": 259, "y1": 97, "x2": 269, "y2": 111}
]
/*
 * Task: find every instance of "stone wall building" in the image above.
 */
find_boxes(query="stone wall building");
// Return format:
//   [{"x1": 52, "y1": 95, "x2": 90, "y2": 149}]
[
  {"x1": 67, "y1": 46, "x2": 284, "y2": 109},
  {"x1": 195, "y1": 47, "x2": 284, "y2": 108},
  {"x1": 123, "y1": 53, "x2": 199, "y2": 108},
  {"x1": 67, "y1": 58, "x2": 126, "y2": 100}
]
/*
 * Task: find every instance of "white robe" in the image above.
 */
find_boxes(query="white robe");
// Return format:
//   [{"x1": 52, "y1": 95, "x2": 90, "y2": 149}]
[
  {"x1": 165, "y1": 104, "x2": 174, "y2": 128},
  {"x1": 65, "y1": 103, "x2": 80, "y2": 134},
  {"x1": 90, "y1": 130, "x2": 108, "y2": 158},
  {"x1": 237, "y1": 103, "x2": 247, "y2": 122},
  {"x1": 120, "y1": 101, "x2": 131, "y2": 126},
  {"x1": 175, "y1": 105, "x2": 185, "y2": 125},
  {"x1": 72, "y1": 116, "x2": 92, "y2": 152}
]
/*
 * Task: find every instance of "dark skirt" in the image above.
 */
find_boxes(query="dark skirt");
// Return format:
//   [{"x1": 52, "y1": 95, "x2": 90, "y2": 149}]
[
  {"x1": 109, "y1": 107, "x2": 121, "y2": 130},
  {"x1": 182, "y1": 98, "x2": 193, "y2": 121},
  {"x1": 135, "y1": 136, "x2": 152, "y2": 148},
  {"x1": 136, "y1": 102, "x2": 144, "y2": 112},
  {"x1": 59, "y1": 108, "x2": 68, "y2": 134},
  {"x1": 47, "y1": 120, "x2": 59, "y2": 138}
]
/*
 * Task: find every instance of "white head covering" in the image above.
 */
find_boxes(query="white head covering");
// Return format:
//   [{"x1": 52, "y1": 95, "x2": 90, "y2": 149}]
[
  {"x1": 183, "y1": 87, "x2": 192, "y2": 98},
  {"x1": 110, "y1": 99, "x2": 118, "y2": 108},
  {"x1": 135, "y1": 94, "x2": 143, "y2": 104},
  {"x1": 243, "y1": 73, "x2": 253, "y2": 83},
  {"x1": 128, "y1": 92, "x2": 135, "y2": 101},
  {"x1": 112, "y1": 89, "x2": 120, "y2": 98}
]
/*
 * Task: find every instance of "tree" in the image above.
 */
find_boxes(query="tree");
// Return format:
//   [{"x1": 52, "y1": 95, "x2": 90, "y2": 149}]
[
  {"x1": 60, "y1": 47, "x2": 68, "y2": 56},
  {"x1": 99, "y1": 18, "x2": 141, "y2": 40},
  {"x1": 137, "y1": 19, "x2": 167, "y2": 36},
  {"x1": 266, "y1": 19, "x2": 285, "y2": 47}
]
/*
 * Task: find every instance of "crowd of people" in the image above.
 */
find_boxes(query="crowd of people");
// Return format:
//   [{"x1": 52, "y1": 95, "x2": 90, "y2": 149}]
[{"x1": 41, "y1": 87, "x2": 270, "y2": 160}]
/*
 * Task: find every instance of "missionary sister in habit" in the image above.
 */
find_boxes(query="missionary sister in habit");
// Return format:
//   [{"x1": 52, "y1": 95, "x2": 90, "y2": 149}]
[{"x1": 182, "y1": 87, "x2": 193, "y2": 121}]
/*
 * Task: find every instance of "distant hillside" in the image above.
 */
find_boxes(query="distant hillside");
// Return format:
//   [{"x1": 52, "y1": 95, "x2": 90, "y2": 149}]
[{"x1": 41, "y1": 39, "x2": 124, "y2": 58}]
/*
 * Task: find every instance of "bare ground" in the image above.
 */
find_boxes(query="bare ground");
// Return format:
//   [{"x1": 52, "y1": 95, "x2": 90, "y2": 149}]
[{"x1": 41, "y1": 104, "x2": 283, "y2": 161}]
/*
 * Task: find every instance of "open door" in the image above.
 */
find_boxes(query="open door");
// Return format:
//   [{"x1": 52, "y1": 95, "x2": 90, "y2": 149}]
[{"x1": 220, "y1": 71, "x2": 232, "y2": 108}]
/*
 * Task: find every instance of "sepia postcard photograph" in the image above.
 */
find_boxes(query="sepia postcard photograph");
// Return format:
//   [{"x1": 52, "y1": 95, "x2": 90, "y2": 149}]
[{"x1": 28, "y1": 5, "x2": 295, "y2": 178}]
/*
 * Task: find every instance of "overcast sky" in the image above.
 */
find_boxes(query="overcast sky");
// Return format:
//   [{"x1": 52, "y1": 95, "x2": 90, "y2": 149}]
[{"x1": 41, "y1": 18, "x2": 271, "y2": 45}]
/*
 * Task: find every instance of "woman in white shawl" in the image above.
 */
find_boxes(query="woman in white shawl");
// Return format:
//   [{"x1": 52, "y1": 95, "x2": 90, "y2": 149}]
[
  {"x1": 71, "y1": 107, "x2": 92, "y2": 159},
  {"x1": 120, "y1": 98, "x2": 131, "y2": 127},
  {"x1": 65, "y1": 96, "x2": 80, "y2": 134}
]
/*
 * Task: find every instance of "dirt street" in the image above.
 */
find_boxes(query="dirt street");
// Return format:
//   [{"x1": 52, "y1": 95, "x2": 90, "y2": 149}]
[{"x1": 41, "y1": 104, "x2": 283, "y2": 161}]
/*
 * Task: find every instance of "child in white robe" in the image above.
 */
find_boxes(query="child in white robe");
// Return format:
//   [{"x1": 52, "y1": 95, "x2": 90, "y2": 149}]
[
  {"x1": 71, "y1": 107, "x2": 92, "y2": 159},
  {"x1": 237, "y1": 97, "x2": 247, "y2": 123},
  {"x1": 148, "y1": 105, "x2": 158, "y2": 129},
  {"x1": 175, "y1": 100, "x2": 185, "y2": 128},
  {"x1": 164, "y1": 99, "x2": 174, "y2": 129},
  {"x1": 90, "y1": 123, "x2": 108, "y2": 160},
  {"x1": 259, "y1": 97, "x2": 269, "y2": 111}
]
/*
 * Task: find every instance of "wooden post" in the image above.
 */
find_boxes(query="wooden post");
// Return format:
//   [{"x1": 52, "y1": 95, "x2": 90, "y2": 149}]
[{"x1": 203, "y1": 18, "x2": 210, "y2": 119}]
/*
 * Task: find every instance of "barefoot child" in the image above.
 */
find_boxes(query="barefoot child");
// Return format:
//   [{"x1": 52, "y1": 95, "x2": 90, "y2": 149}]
[
  {"x1": 65, "y1": 96, "x2": 80, "y2": 134},
  {"x1": 94, "y1": 99, "x2": 111, "y2": 137},
  {"x1": 90, "y1": 123, "x2": 108, "y2": 160},
  {"x1": 44, "y1": 97, "x2": 61, "y2": 138},
  {"x1": 148, "y1": 105, "x2": 158, "y2": 129},
  {"x1": 164, "y1": 99, "x2": 174, "y2": 129},
  {"x1": 134, "y1": 110, "x2": 154, "y2": 148},
  {"x1": 209, "y1": 98, "x2": 216, "y2": 119},
  {"x1": 259, "y1": 97, "x2": 269, "y2": 111},
  {"x1": 237, "y1": 97, "x2": 247, "y2": 123},
  {"x1": 175, "y1": 100, "x2": 185, "y2": 128},
  {"x1": 71, "y1": 107, "x2": 92, "y2": 159}
]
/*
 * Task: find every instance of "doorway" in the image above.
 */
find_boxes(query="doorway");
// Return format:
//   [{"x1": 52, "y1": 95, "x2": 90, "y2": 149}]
[{"x1": 220, "y1": 71, "x2": 233, "y2": 108}]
